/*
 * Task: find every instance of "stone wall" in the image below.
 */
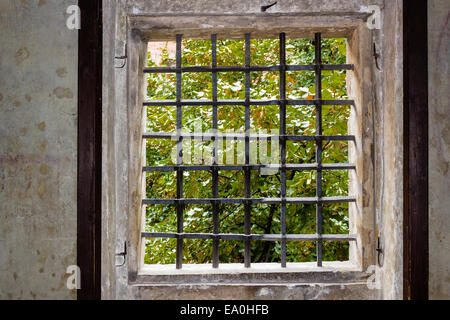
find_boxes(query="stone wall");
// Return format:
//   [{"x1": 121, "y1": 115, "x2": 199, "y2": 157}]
[
  {"x1": 0, "y1": 0, "x2": 78, "y2": 300},
  {"x1": 428, "y1": 0, "x2": 450, "y2": 300}
]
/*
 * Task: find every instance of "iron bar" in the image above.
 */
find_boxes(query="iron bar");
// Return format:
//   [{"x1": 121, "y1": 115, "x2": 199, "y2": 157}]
[
  {"x1": 143, "y1": 64, "x2": 354, "y2": 73},
  {"x1": 142, "y1": 196, "x2": 356, "y2": 205},
  {"x1": 279, "y1": 33, "x2": 287, "y2": 267},
  {"x1": 143, "y1": 99, "x2": 354, "y2": 106},
  {"x1": 315, "y1": 32, "x2": 323, "y2": 267},
  {"x1": 244, "y1": 33, "x2": 251, "y2": 268},
  {"x1": 175, "y1": 34, "x2": 183, "y2": 269},
  {"x1": 143, "y1": 132, "x2": 355, "y2": 141},
  {"x1": 142, "y1": 232, "x2": 357, "y2": 242},
  {"x1": 143, "y1": 163, "x2": 356, "y2": 172},
  {"x1": 211, "y1": 34, "x2": 220, "y2": 269}
]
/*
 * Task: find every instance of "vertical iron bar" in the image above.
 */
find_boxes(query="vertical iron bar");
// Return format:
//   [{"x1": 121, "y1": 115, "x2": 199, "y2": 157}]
[
  {"x1": 244, "y1": 33, "x2": 252, "y2": 268},
  {"x1": 314, "y1": 33, "x2": 323, "y2": 267},
  {"x1": 175, "y1": 34, "x2": 184, "y2": 269},
  {"x1": 211, "y1": 34, "x2": 220, "y2": 268},
  {"x1": 279, "y1": 33, "x2": 287, "y2": 268}
]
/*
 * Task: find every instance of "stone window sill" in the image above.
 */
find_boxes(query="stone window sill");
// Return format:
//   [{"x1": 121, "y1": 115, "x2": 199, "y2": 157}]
[{"x1": 133, "y1": 261, "x2": 369, "y2": 285}]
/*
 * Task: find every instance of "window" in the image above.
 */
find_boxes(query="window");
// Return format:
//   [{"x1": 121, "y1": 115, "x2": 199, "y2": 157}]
[{"x1": 142, "y1": 32, "x2": 356, "y2": 269}]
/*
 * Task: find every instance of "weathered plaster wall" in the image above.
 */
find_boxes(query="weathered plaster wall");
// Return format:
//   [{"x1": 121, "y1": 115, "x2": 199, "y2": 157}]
[
  {"x1": 102, "y1": 0, "x2": 118, "y2": 301},
  {"x1": 126, "y1": 0, "x2": 384, "y2": 15},
  {"x1": 428, "y1": 0, "x2": 450, "y2": 300},
  {"x1": 375, "y1": 0, "x2": 404, "y2": 300},
  {"x1": 0, "y1": 0, "x2": 78, "y2": 299},
  {"x1": 1, "y1": 0, "x2": 445, "y2": 301}
]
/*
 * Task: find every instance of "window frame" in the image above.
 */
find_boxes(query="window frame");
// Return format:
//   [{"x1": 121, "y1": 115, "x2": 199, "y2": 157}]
[{"x1": 123, "y1": 14, "x2": 376, "y2": 285}]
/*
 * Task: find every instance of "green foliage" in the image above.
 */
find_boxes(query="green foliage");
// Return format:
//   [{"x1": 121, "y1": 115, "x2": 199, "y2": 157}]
[{"x1": 144, "y1": 37, "x2": 351, "y2": 264}]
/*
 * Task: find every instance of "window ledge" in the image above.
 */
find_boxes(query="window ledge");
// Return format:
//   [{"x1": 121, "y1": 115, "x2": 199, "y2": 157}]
[{"x1": 133, "y1": 261, "x2": 369, "y2": 285}]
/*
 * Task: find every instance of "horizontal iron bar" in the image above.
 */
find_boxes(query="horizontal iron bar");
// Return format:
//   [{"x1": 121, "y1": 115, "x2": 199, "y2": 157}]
[
  {"x1": 143, "y1": 64, "x2": 354, "y2": 73},
  {"x1": 142, "y1": 196, "x2": 356, "y2": 205},
  {"x1": 285, "y1": 135, "x2": 355, "y2": 141},
  {"x1": 143, "y1": 132, "x2": 355, "y2": 141},
  {"x1": 142, "y1": 232, "x2": 357, "y2": 241},
  {"x1": 143, "y1": 99, "x2": 355, "y2": 106},
  {"x1": 143, "y1": 163, "x2": 356, "y2": 172}
]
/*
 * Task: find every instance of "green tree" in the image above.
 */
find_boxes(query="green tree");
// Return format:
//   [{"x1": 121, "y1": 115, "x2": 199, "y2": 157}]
[{"x1": 145, "y1": 37, "x2": 350, "y2": 264}]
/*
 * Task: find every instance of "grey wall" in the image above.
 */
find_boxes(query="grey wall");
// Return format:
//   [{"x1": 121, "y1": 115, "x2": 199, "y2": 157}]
[
  {"x1": 0, "y1": 0, "x2": 78, "y2": 300},
  {"x1": 428, "y1": 0, "x2": 450, "y2": 300}
]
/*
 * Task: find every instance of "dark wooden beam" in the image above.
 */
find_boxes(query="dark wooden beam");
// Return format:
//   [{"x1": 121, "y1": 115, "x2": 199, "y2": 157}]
[
  {"x1": 403, "y1": 0, "x2": 429, "y2": 300},
  {"x1": 77, "y1": 0, "x2": 102, "y2": 300}
]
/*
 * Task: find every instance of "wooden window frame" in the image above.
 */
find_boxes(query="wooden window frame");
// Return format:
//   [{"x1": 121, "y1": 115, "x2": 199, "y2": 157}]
[{"x1": 77, "y1": 0, "x2": 102, "y2": 300}]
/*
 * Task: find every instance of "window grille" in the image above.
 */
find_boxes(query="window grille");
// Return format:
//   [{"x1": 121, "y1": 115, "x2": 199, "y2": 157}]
[{"x1": 142, "y1": 33, "x2": 356, "y2": 269}]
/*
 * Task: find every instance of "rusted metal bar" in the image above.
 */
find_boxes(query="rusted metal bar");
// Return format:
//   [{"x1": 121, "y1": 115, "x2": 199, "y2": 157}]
[
  {"x1": 279, "y1": 32, "x2": 287, "y2": 267},
  {"x1": 244, "y1": 33, "x2": 252, "y2": 268},
  {"x1": 143, "y1": 132, "x2": 355, "y2": 141},
  {"x1": 175, "y1": 34, "x2": 183, "y2": 269},
  {"x1": 143, "y1": 163, "x2": 356, "y2": 172},
  {"x1": 143, "y1": 99, "x2": 355, "y2": 106},
  {"x1": 315, "y1": 32, "x2": 323, "y2": 267},
  {"x1": 142, "y1": 196, "x2": 356, "y2": 205},
  {"x1": 143, "y1": 64, "x2": 354, "y2": 73},
  {"x1": 211, "y1": 34, "x2": 220, "y2": 269},
  {"x1": 142, "y1": 232, "x2": 357, "y2": 242}
]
